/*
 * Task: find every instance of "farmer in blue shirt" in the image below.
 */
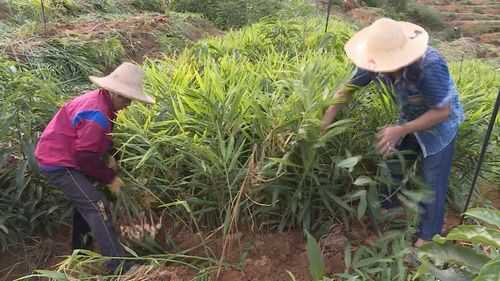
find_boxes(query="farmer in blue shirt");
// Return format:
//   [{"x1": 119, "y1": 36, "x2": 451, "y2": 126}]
[{"x1": 321, "y1": 18, "x2": 464, "y2": 247}]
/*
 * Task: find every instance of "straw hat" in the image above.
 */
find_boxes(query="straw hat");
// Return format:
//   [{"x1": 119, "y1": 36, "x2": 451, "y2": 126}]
[
  {"x1": 89, "y1": 62, "x2": 154, "y2": 104},
  {"x1": 345, "y1": 18, "x2": 429, "y2": 72}
]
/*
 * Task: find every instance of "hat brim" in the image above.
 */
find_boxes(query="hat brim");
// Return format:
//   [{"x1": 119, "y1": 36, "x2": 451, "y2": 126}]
[
  {"x1": 89, "y1": 76, "x2": 155, "y2": 104},
  {"x1": 345, "y1": 21, "x2": 429, "y2": 72}
]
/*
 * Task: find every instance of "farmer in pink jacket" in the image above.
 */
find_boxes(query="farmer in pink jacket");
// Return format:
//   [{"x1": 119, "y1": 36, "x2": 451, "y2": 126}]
[{"x1": 35, "y1": 62, "x2": 154, "y2": 271}]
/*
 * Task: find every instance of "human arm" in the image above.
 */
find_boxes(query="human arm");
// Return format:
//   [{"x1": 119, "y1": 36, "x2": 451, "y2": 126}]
[
  {"x1": 321, "y1": 68, "x2": 374, "y2": 132},
  {"x1": 376, "y1": 60, "x2": 454, "y2": 156},
  {"x1": 376, "y1": 105, "x2": 450, "y2": 156},
  {"x1": 72, "y1": 110, "x2": 120, "y2": 189},
  {"x1": 320, "y1": 86, "x2": 355, "y2": 132}
]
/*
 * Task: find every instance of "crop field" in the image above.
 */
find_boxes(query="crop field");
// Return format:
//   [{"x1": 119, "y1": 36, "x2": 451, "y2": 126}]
[{"x1": 0, "y1": 0, "x2": 498, "y2": 280}]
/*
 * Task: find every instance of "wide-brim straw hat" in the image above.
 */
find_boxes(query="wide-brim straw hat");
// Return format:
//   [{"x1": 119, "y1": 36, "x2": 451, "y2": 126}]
[
  {"x1": 345, "y1": 18, "x2": 429, "y2": 72},
  {"x1": 89, "y1": 62, "x2": 154, "y2": 104}
]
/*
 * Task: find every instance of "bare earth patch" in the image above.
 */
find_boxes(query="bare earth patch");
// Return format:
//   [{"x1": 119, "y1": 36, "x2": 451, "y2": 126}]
[
  {"x1": 417, "y1": 0, "x2": 500, "y2": 60},
  {"x1": 3, "y1": 14, "x2": 223, "y2": 63}
]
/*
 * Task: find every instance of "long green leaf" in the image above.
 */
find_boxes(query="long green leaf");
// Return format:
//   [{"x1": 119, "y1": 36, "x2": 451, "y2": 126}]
[
  {"x1": 465, "y1": 208, "x2": 500, "y2": 227},
  {"x1": 305, "y1": 230, "x2": 325, "y2": 281},
  {"x1": 418, "y1": 241, "x2": 490, "y2": 272},
  {"x1": 473, "y1": 257, "x2": 500, "y2": 281},
  {"x1": 337, "y1": 156, "x2": 361, "y2": 171},
  {"x1": 446, "y1": 225, "x2": 500, "y2": 248}
]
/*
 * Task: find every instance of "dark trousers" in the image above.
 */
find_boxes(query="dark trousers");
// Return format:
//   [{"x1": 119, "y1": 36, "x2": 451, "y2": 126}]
[
  {"x1": 382, "y1": 135, "x2": 421, "y2": 209},
  {"x1": 45, "y1": 168, "x2": 125, "y2": 270},
  {"x1": 72, "y1": 209, "x2": 93, "y2": 250},
  {"x1": 383, "y1": 134, "x2": 456, "y2": 240}
]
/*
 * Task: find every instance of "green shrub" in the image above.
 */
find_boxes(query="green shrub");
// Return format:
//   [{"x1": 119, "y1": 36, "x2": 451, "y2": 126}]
[
  {"x1": 387, "y1": 0, "x2": 408, "y2": 12},
  {"x1": 0, "y1": 57, "x2": 68, "y2": 250},
  {"x1": 439, "y1": 27, "x2": 461, "y2": 41},
  {"x1": 361, "y1": 0, "x2": 386, "y2": 7},
  {"x1": 114, "y1": 18, "x2": 364, "y2": 231},
  {"x1": 5, "y1": 0, "x2": 82, "y2": 23},
  {"x1": 170, "y1": 0, "x2": 297, "y2": 29},
  {"x1": 110, "y1": 17, "x2": 500, "y2": 235},
  {"x1": 131, "y1": 0, "x2": 167, "y2": 13},
  {"x1": 406, "y1": 3, "x2": 445, "y2": 30},
  {"x1": 212, "y1": 0, "x2": 249, "y2": 29},
  {"x1": 15, "y1": 36, "x2": 125, "y2": 90},
  {"x1": 448, "y1": 60, "x2": 500, "y2": 210},
  {"x1": 156, "y1": 34, "x2": 188, "y2": 55}
]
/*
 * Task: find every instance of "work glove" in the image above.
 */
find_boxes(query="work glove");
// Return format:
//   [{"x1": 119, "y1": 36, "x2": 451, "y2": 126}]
[
  {"x1": 107, "y1": 176, "x2": 124, "y2": 194},
  {"x1": 107, "y1": 156, "x2": 118, "y2": 172}
]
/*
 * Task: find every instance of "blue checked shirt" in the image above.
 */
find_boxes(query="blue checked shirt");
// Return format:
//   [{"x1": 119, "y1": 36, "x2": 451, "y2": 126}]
[{"x1": 350, "y1": 47, "x2": 464, "y2": 157}]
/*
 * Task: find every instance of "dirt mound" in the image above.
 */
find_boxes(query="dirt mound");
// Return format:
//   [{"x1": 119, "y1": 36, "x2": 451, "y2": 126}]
[
  {"x1": 452, "y1": 20, "x2": 500, "y2": 36},
  {"x1": 0, "y1": 225, "x2": 72, "y2": 281},
  {"x1": 437, "y1": 4, "x2": 500, "y2": 14},
  {"x1": 480, "y1": 32, "x2": 500, "y2": 46},
  {"x1": 43, "y1": 15, "x2": 171, "y2": 38},
  {"x1": 118, "y1": 265, "x2": 197, "y2": 281},
  {"x1": 42, "y1": 14, "x2": 223, "y2": 42},
  {"x1": 437, "y1": 37, "x2": 498, "y2": 61},
  {"x1": 1, "y1": 209, "x2": 470, "y2": 281},
  {"x1": 441, "y1": 12, "x2": 500, "y2": 21},
  {"x1": 417, "y1": 0, "x2": 500, "y2": 58},
  {"x1": 3, "y1": 14, "x2": 223, "y2": 62}
]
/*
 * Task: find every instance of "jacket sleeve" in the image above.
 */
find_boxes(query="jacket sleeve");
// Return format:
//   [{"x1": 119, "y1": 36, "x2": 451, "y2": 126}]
[
  {"x1": 72, "y1": 110, "x2": 116, "y2": 184},
  {"x1": 75, "y1": 151, "x2": 115, "y2": 184}
]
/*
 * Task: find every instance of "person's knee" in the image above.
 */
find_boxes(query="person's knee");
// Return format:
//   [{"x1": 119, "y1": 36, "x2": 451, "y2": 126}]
[{"x1": 79, "y1": 200, "x2": 111, "y2": 225}]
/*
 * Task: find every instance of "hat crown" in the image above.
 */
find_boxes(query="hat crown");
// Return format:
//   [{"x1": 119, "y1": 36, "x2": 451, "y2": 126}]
[
  {"x1": 89, "y1": 62, "x2": 154, "y2": 104},
  {"x1": 344, "y1": 17, "x2": 429, "y2": 72},
  {"x1": 108, "y1": 62, "x2": 144, "y2": 91},
  {"x1": 366, "y1": 18, "x2": 407, "y2": 52}
]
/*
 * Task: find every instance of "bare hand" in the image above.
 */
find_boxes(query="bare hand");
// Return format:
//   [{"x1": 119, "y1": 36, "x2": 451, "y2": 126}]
[
  {"x1": 320, "y1": 105, "x2": 338, "y2": 135},
  {"x1": 107, "y1": 156, "x2": 118, "y2": 172},
  {"x1": 107, "y1": 177, "x2": 124, "y2": 194},
  {"x1": 376, "y1": 125, "x2": 407, "y2": 157}
]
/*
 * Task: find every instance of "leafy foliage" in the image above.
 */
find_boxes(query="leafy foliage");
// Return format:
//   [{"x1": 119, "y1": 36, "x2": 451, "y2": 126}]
[
  {"x1": 1, "y1": 3, "x2": 498, "y2": 279},
  {"x1": 170, "y1": 0, "x2": 314, "y2": 29},
  {"x1": 15, "y1": 37, "x2": 125, "y2": 90},
  {"x1": 448, "y1": 61, "x2": 500, "y2": 210},
  {"x1": 0, "y1": 57, "x2": 68, "y2": 249},
  {"x1": 113, "y1": 18, "x2": 392, "y2": 233},
  {"x1": 306, "y1": 231, "x2": 326, "y2": 281},
  {"x1": 416, "y1": 208, "x2": 500, "y2": 281}
]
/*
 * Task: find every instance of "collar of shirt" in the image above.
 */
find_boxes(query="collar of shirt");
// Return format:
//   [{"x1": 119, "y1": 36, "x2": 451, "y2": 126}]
[{"x1": 378, "y1": 55, "x2": 425, "y2": 86}]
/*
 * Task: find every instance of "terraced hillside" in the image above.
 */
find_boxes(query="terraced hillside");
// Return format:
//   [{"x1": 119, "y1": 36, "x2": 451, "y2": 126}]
[{"x1": 417, "y1": 0, "x2": 500, "y2": 57}]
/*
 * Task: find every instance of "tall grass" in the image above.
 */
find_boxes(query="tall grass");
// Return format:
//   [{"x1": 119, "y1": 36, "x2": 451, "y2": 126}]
[
  {"x1": 113, "y1": 18, "x2": 406, "y2": 236},
  {"x1": 5, "y1": 14, "x2": 498, "y2": 280},
  {"x1": 0, "y1": 57, "x2": 68, "y2": 250},
  {"x1": 448, "y1": 60, "x2": 500, "y2": 210},
  {"x1": 3, "y1": 0, "x2": 161, "y2": 24},
  {"x1": 170, "y1": 0, "x2": 315, "y2": 29},
  {"x1": 5, "y1": 0, "x2": 82, "y2": 23},
  {"x1": 114, "y1": 17, "x2": 500, "y2": 234},
  {"x1": 10, "y1": 37, "x2": 125, "y2": 91}
]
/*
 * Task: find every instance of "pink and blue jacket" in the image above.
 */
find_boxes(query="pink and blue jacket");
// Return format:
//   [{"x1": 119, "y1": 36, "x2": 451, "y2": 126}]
[{"x1": 35, "y1": 89, "x2": 117, "y2": 184}]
